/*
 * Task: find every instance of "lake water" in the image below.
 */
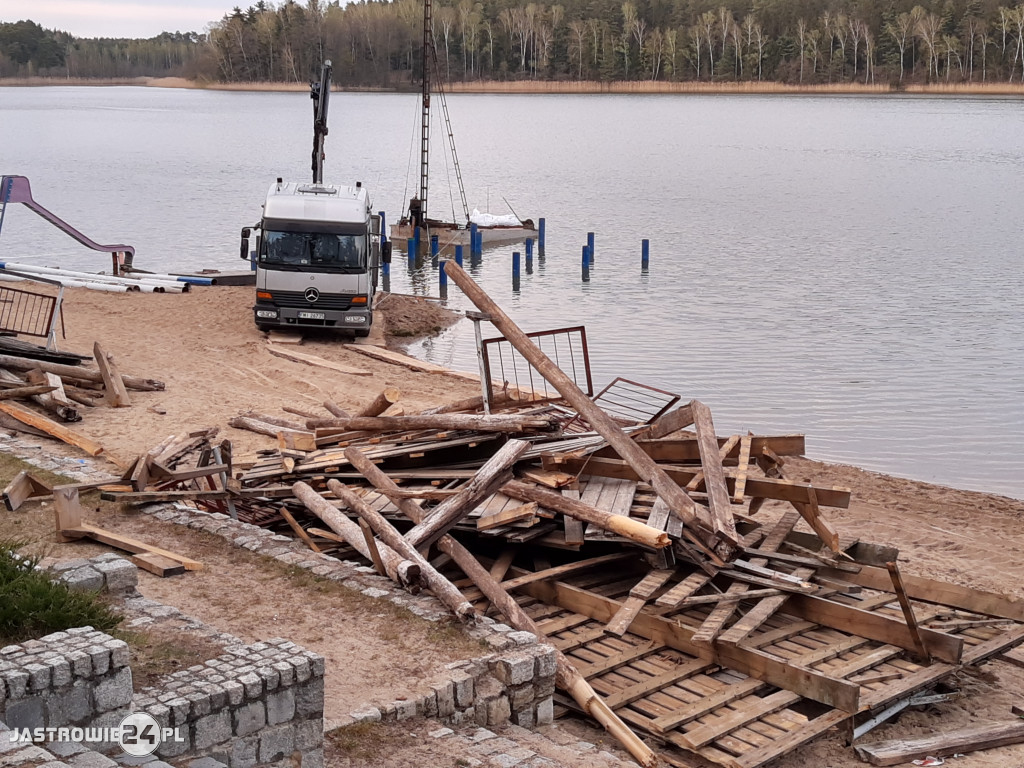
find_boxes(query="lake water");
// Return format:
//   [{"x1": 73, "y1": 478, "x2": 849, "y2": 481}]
[{"x1": 2, "y1": 86, "x2": 1022, "y2": 499}]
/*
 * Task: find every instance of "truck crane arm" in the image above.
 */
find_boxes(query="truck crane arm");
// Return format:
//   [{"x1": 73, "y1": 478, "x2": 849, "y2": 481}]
[{"x1": 310, "y1": 60, "x2": 332, "y2": 185}]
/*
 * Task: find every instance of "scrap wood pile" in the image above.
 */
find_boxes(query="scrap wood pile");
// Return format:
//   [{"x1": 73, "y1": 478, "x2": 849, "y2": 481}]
[
  {"x1": 0, "y1": 338, "x2": 163, "y2": 459},
  {"x1": 102, "y1": 263, "x2": 1024, "y2": 768}
]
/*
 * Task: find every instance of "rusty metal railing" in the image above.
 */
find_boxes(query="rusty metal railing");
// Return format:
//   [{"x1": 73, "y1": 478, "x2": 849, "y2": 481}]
[{"x1": 480, "y1": 325, "x2": 592, "y2": 406}]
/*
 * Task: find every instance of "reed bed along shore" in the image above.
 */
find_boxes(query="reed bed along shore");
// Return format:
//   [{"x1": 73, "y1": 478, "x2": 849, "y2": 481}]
[{"x1": 5, "y1": 75, "x2": 1024, "y2": 97}]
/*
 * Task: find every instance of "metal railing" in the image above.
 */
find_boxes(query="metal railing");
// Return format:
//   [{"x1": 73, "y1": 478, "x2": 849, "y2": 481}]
[
  {"x1": 0, "y1": 279, "x2": 64, "y2": 350},
  {"x1": 480, "y1": 325, "x2": 592, "y2": 405}
]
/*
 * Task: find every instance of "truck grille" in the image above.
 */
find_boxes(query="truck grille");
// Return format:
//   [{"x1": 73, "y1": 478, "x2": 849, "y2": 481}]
[{"x1": 271, "y1": 290, "x2": 356, "y2": 311}]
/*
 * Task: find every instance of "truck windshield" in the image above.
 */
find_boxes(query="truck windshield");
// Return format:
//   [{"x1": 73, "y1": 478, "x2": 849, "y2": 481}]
[{"x1": 261, "y1": 231, "x2": 366, "y2": 271}]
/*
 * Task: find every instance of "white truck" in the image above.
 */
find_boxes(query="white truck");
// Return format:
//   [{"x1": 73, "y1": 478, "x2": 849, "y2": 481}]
[{"x1": 240, "y1": 61, "x2": 390, "y2": 336}]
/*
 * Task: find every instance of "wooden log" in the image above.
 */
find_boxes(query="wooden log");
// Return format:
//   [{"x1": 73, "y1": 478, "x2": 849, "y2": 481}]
[
  {"x1": 402, "y1": 439, "x2": 530, "y2": 550},
  {"x1": 854, "y1": 721, "x2": 1024, "y2": 766},
  {"x1": 292, "y1": 481, "x2": 419, "y2": 589},
  {"x1": 238, "y1": 411, "x2": 306, "y2": 430},
  {"x1": 356, "y1": 387, "x2": 401, "y2": 418},
  {"x1": 417, "y1": 389, "x2": 517, "y2": 415},
  {"x1": 0, "y1": 368, "x2": 78, "y2": 422},
  {"x1": 444, "y1": 260, "x2": 726, "y2": 556},
  {"x1": 228, "y1": 416, "x2": 287, "y2": 438},
  {"x1": 339, "y1": 446, "x2": 655, "y2": 767},
  {"x1": 0, "y1": 401, "x2": 104, "y2": 456},
  {"x1": 323, "y1": 401, "x2": 350, "y2": 418},
  {"x1": 0, "y1": 384, "x2": 57, "y2": 400},
  {"x1": 93, "y1": 342, "x2": 131, "y2": 407},
  {"x1": 3, "y1": 470, "x2": 52, "y2": 511},
  {"x1": 0, "y1": 353, "x2": 164, "y2": 391},
  {"x1": 305, "y1": 413, "x2": 559, "y2": 433},
  {"x1": 501, "y1": 480, "x2": 669, "y2": 550},
  {"x1": 326, "y1": 480, "x2": 475, "y2": 621},
  {"x1": 62, "y1": 386, "x2": 102, "y2": 407}
]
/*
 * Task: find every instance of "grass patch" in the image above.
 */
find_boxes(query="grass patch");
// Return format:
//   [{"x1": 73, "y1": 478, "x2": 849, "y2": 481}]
[
  {"x1": 0, "y1": 538, "x2": 121, "y2": 644},
  {"x1": 326, "y1": 721, "x2": 417, "y2": 761},
  {"x1": 119, "y1": 623, "x2": 227, "y2": 690}
]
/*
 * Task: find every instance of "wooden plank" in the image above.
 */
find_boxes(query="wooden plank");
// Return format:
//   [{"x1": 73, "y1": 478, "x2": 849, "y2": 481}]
[
  {"x1": 0, "y1": 401, "x2": 104, "y2": 456},
  {"x1": 654, "y1": 572, "x2": 713, "y2": 610},
  {"x1": 886, "y1": 561, "x2": 929, "y2": 661},
  {"x1": 718, "y1": 567, "x2": 815, "y2": 646},
  {"x1": 3, "y1": 470, "x2": 51, "y2": 511},
  {"x1": 130, "y1": 552, "x2": 186, "y2": 577},
  {"x1": 791, "y1": 487, "x2": 840, "y2": 553},
  {"x1": 605, "y1": 569, "x2": 675, "y2": 636},
  {"x1": 651, "y1": 677, "x2": 766, "y2": 734},
  {"x1": 577, "y1": 640, "x2": 659, "y2": 678},
  {"x1": 732, "y1": 435, "x2": 753, "y2": 502},
  {"x1": 357, "y1": 518, "x2": 386, "y2": 576},
  {"x1": 477, "y1": 502, "x2": 538, "y2": 530},
  {"x1": 691, "y1": 400, "x2": 737, "y2": 543},
  {"x1": 343, "y1": 343, "x2": 448, "y2": 372},
  {"x1": 603, "y1": 659, "x2": 715, "y2": 709},
  {"x1": 500, "y1": 553, "x2": 635, "y2": 592},
  {"x1": 93, "y1": 342, "x2": 131, "y2": 407},
  {"x1": 278, "y1": 429, "x2": 316, "y2": 452},
  {"x1": 550, "y1": 456, "x2": 851, "y2": 509},
  {"x1": 854, "y1": 721, "x2": 1024, "y2": 766},
  {"x1": 679, "y1": 690, "x2": 800, "y2": 749},
  {"x1": 279, "y1": 507, "x2": 321, "y2": 554},
  {"x1": 614, "y1": 435, "x2": 807, "y2": 463},
  {"x1": 266, "y1": 343, "x2": 372, "y2": 376},
  {"x1": 64, "y1": 522, "x2": 203, "y2": 570}
]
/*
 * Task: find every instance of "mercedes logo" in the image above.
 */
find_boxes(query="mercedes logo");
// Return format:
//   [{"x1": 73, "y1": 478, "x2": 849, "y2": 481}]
[{"x1": 304, "y1": 287, "x2": 320, "y2": 303}]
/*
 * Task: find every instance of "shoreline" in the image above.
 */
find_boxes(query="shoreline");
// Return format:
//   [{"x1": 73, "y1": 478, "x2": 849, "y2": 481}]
[{"x1": 4, "y1": 75, "x2": 1024, "y2": 97}]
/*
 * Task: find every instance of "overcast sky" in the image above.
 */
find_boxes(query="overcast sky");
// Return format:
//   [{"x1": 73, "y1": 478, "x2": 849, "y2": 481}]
[{"x1": 1, "y1": 0, "x2": 228, "y2": 38}]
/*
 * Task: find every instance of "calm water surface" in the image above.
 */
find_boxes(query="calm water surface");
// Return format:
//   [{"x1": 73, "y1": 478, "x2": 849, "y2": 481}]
[{"x1": 2, "y1": 87, "x2": 1022, "y2": 498}]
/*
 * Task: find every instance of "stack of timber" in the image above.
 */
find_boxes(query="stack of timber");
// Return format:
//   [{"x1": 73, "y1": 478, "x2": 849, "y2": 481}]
[
  {"x1": 104, "y1": 392, "x2": 1024, "y2": 768},
  {"x1": 0, "y1": 339, "x2": 164, "y2": 460}
]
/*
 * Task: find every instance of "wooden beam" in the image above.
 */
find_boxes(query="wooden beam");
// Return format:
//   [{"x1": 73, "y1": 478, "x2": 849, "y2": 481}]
[
  {"x1": 818, "y1": 563, "x2": 1024, "y2": 622},
  {"x1": 0, "y1": 352, "x2": 164, "y2": 391},
  {"x1": 53, "y1": 486, "x2": 84, "y2": 543},
  {"x1": 0, "y1": 401, "x2": 104, "y2": 456},
  {"x1": 500, "y1": 553, "x2": 635, "y2": 592},
  {"x1": 477, "y1": 502, "x2": 537, "y2": 530},
  {"x1": 854, "y1": 721, "x2": 1024, "y2": 766},
  {"x1": 887, "y1": 561, "x2": 929, "y2": 661},
  {"x1": 93, "y1": 342, "x2": 131, "y2": 407},
  {"x1": 690, "y1": 400, "x2": 738, "y2": 543},
  {"x1": 279, "y1": 507, "x2": 321, "y2": 554},
  {"x1": 792, "y1": 487, "x2": 841, "y2": 553},
  {"x1": 732, "y1": 435, "x2": 753, "y2": 502},
  {"x1": 784, "y1": 594, "x2": 963, "y2": 664},
  {"x1": 130, "y1": 552, "x2": 186, "y2": 577},
  {"x1": 306, "y1": 413, "x2": 558, "y2": 433},
  {"x1": 604, "y1": 569, "x2": 675, "y2": 636}
]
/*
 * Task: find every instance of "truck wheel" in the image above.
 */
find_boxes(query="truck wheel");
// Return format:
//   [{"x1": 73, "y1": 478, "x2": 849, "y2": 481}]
[
  {"x1": 354, "y1": 328, "x2": 371, "y2": 338},
  {"x1": 256, "y1": 323, "x2": 272, "y2": 332}
]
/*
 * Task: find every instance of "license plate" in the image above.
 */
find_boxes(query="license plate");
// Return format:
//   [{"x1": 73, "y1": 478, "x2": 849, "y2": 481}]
[{"x1": 298, "y1": 311, "x2": 325, "y2": 320}]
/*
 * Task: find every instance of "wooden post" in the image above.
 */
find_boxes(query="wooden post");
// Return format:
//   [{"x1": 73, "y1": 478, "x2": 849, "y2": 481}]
[
  {"x1": 326, "y1": 480, "x2": 475, "y2": 621},
  {"x1": 443, "y1": 260, "x2": 730, "y2": 559},
  {"x1": 53, "y1": 486, "x2": 84, "y2": 542},
  {"x1": 341, "y1": 445, "x2": 655, "y2": 768},
  {"x1": 292, "y1": 481, "x2": 420, "y2": 589}
]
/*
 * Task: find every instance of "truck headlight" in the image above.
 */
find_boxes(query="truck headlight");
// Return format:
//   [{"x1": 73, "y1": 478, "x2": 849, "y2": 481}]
[
  {"x1": 256, "y1": 309, "x2": 278, "y2": 319},
  {"x1": 345, "y1": 315, "x2": 366, "y2": 323}
]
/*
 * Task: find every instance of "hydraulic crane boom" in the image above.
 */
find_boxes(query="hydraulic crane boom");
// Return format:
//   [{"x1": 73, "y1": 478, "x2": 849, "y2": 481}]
[{"x1": 310, "y1": 60, "x2": 332, "y2": 185}]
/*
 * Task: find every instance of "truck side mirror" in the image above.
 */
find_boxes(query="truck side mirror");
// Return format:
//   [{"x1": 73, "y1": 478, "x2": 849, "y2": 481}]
[
  {"x1": 381, "y1": 241, "x2": 392, "y2": 264},
  {"x1": 240, "y1": 227, "x2": 251, "y2": 260}
]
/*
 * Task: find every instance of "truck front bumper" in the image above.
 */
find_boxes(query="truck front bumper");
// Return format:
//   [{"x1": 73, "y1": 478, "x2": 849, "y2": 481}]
[{"x1": 254, "y1": 302, "x2": 371, "y2": 330}]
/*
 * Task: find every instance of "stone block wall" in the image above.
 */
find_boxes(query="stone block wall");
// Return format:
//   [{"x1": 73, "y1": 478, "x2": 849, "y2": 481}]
[
  {"x1": 50, "y1": 553, "x2": 139, "y2": 596},
  {"x1": 0, "y1": 628, "x2": 133, "y2": 737},
  {"x1": 133, "y1": 638, "x2": 324, "y2": 768}
]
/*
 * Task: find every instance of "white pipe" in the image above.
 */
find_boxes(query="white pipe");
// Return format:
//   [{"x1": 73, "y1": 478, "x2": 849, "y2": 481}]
[
  {"x1": 0, "y1": 262, "x2": 183, "y2": 289},
  {"x1": 0, "y1": 271, "x2": 134, "y2": 292}
]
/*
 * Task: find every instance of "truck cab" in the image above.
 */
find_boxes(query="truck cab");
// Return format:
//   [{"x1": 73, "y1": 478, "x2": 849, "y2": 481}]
[{"x1": 243, "y1": 179, "x2": 386, "y2": 336}]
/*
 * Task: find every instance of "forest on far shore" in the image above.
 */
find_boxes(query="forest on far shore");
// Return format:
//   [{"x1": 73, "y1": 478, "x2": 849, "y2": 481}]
[{"x1": 3, "y1": 0, "x2": 1024, "y2": 88}]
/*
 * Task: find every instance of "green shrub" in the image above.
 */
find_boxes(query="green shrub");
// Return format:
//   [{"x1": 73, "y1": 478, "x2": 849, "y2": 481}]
[{"x1": 0, "y1": 539, "x2": 121, "y2": 644}]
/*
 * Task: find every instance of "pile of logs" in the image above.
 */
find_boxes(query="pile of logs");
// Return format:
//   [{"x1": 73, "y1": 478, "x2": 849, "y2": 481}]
[{"x1": 0, "y1": 340, "x2": 164, "y2": 459}]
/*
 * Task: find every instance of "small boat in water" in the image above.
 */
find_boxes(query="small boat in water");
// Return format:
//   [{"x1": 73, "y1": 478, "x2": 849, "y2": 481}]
[{"x1": 391, "y1": 0, "x2": 535, "y2": 251}]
